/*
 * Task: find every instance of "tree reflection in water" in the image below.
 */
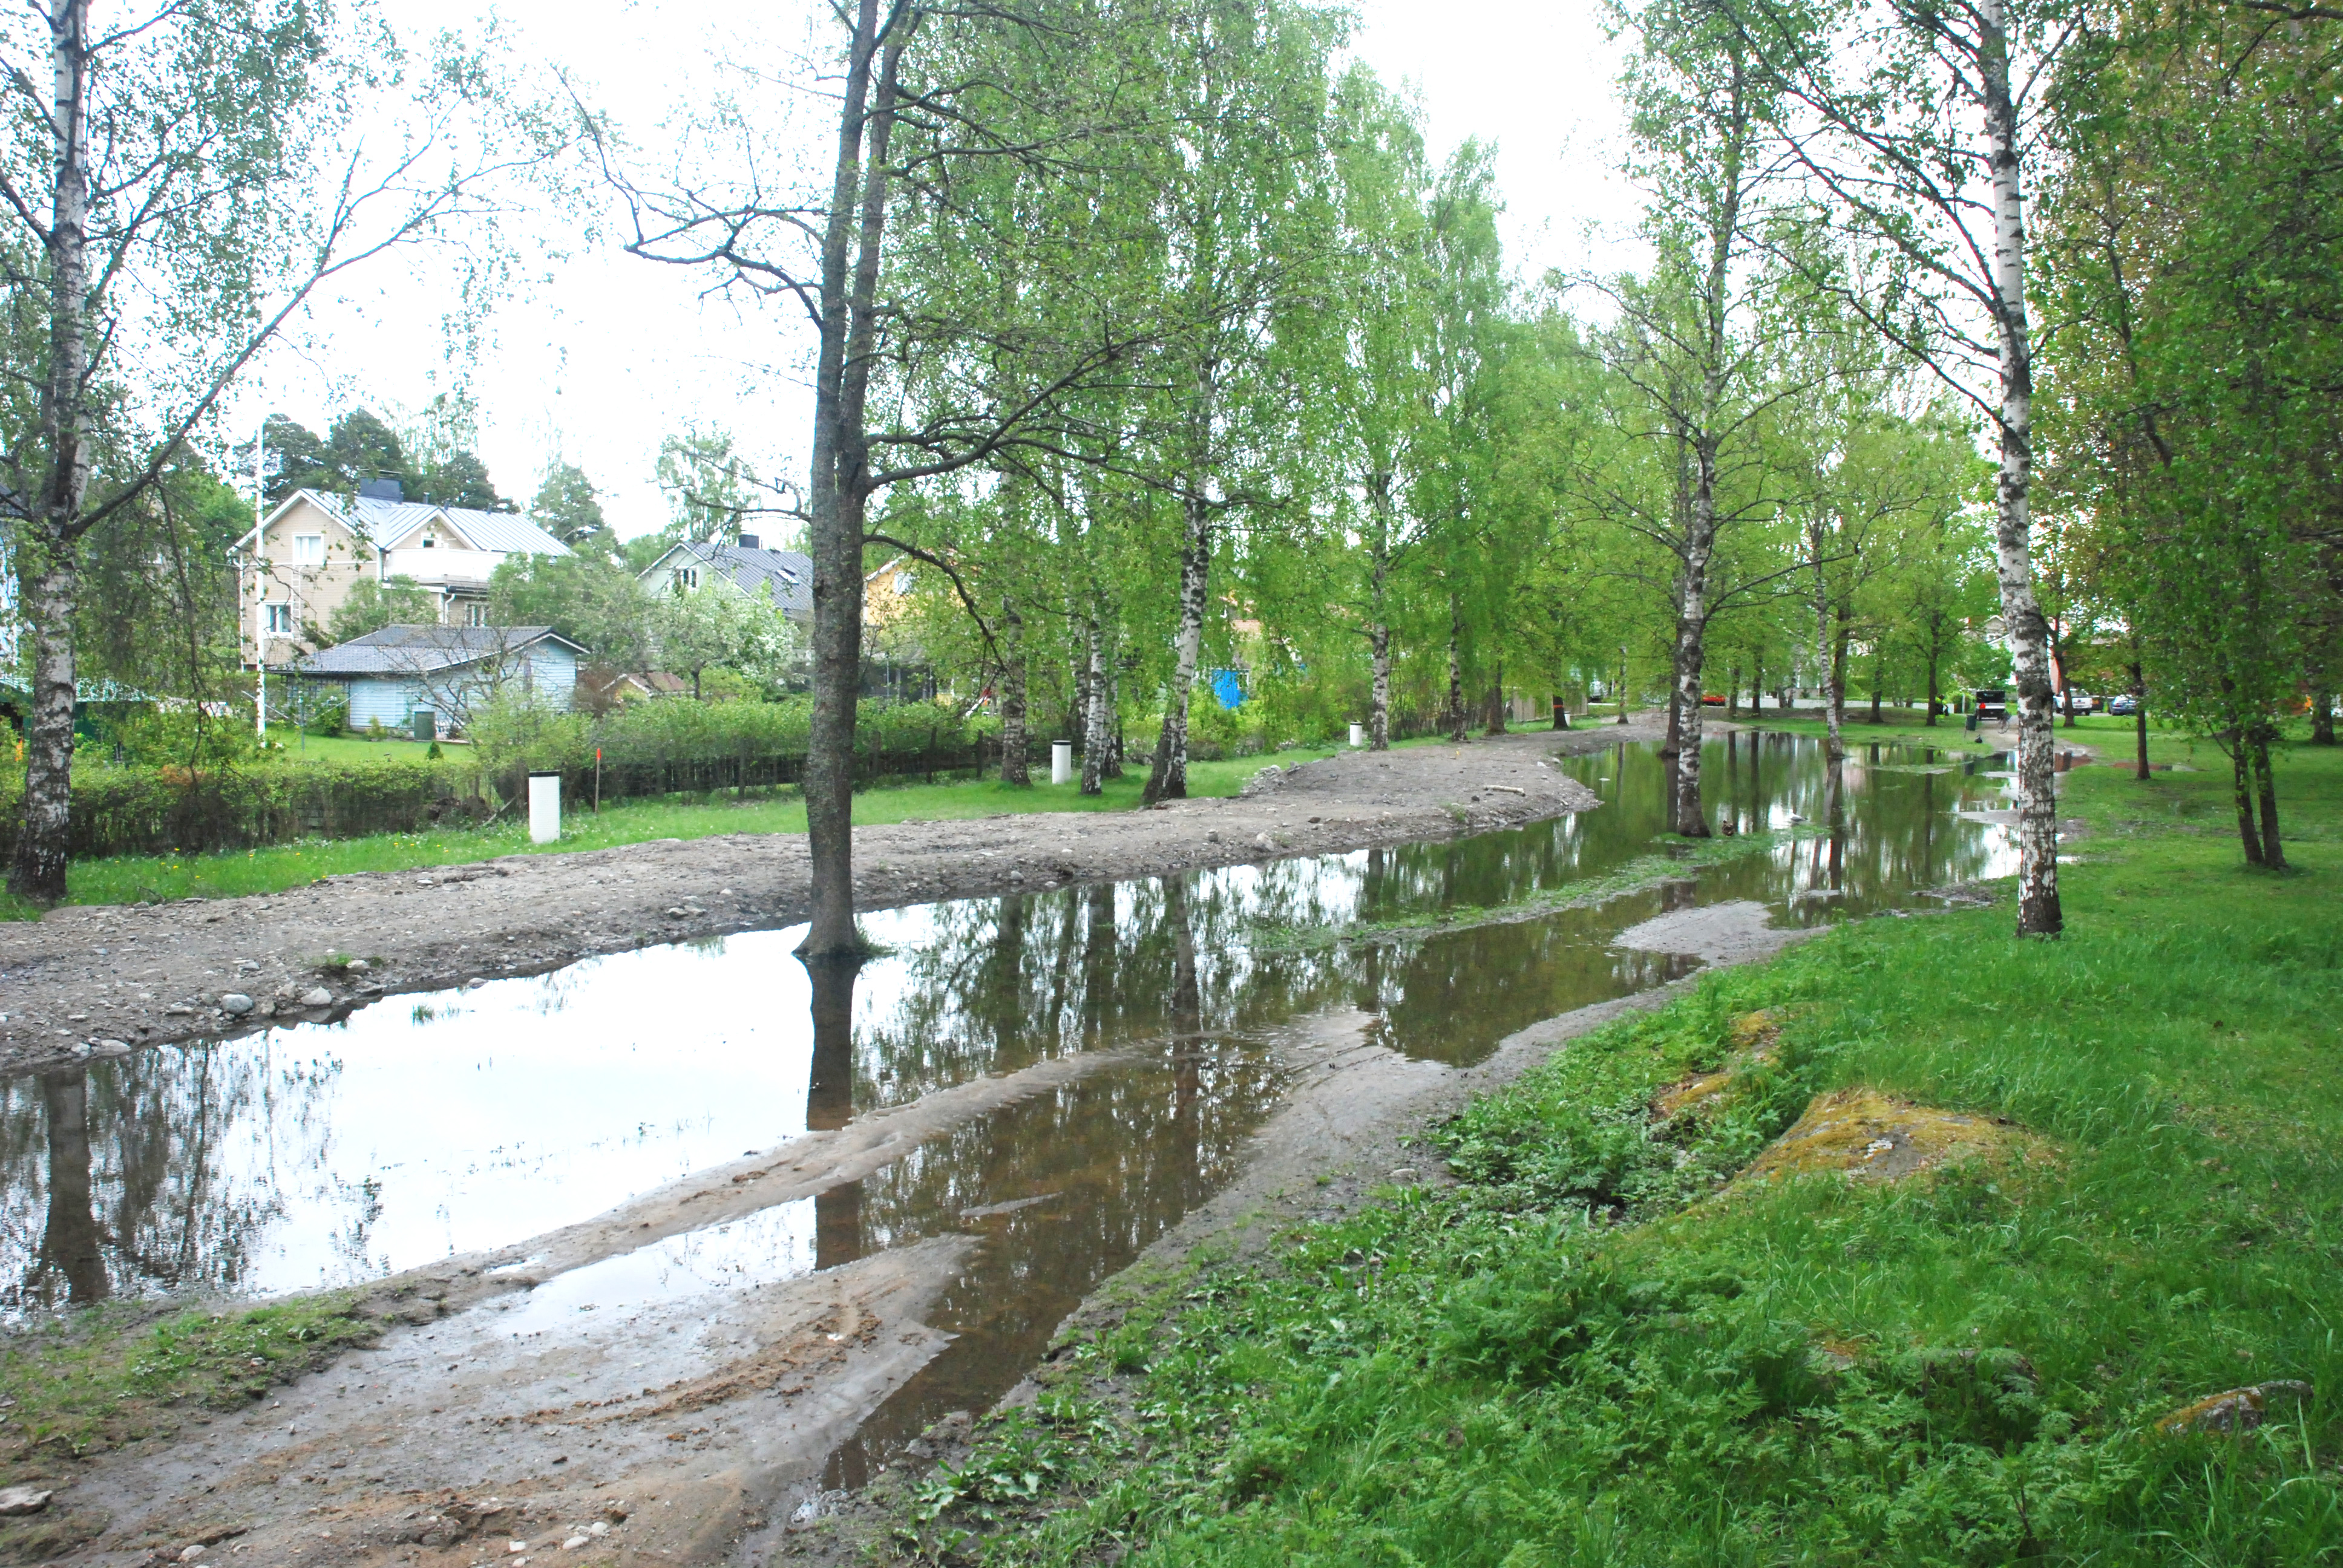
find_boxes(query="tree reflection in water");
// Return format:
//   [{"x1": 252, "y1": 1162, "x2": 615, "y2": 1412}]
[{"x1": 0, "y1": 735, "x2": 2015, "y2": 1313}]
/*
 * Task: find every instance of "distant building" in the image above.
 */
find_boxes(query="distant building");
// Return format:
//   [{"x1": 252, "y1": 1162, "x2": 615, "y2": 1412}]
[
  {"x1": 294, "y1": 624, "x2": 587, "y2": 739},
  {"x1": 243, "y1": 480, "x2": 571, "y2": 668},
  {"x1": 635, "y1": 535, "x2": 814, "y2": 626}
]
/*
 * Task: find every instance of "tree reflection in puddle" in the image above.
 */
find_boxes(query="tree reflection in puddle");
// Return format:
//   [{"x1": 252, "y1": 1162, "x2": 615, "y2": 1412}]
[{"x1": 0, "y1": 732, "x2": 2016, "y2": 1313}]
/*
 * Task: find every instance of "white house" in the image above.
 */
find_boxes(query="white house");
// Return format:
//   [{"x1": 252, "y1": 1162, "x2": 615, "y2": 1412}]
[
  {"x1": 244, "y1": 480, "x2": 571, "y2": 668},
  {"x1": 636, "y1": 535, "x2": 814, "y2": 626},
  {"x1": 293, "y1": 624, "x2": 587, "y2": 739}
]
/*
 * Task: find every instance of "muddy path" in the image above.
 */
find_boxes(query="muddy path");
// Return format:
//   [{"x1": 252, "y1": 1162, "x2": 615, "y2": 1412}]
[{"x1": 0, "y1": 726, "x2": 1646, "y2": 1076}]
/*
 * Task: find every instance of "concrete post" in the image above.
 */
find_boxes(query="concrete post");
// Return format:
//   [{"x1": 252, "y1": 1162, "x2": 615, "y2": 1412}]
[{"x1": 528, "y1": 771, "x2": 562, "y2": 844}]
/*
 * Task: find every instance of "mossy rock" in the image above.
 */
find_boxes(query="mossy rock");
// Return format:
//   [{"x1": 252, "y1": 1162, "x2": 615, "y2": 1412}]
[{"x1": 1741, "y1": 1087, "x2": 2050, "y2": 1184}]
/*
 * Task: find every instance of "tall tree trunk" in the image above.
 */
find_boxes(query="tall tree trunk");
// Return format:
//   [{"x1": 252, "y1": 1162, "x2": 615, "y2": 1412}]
[
  {"x1": 1103, "y1": 656, "x2": 1124, "y2": 779},
  {"x1": 1143, "y1": 488, "x2": 1210, "y2": 804},
  {"x1": 1868, "y1": 646, "x2": 1884, "y2": 725},
  {"x1": 2312, "y1": 691, "x2": 2336, "y2": 746},
  {"x1": 1672, "y1": 517, "x2": 1714, "y2": 837},
  {"x1": 1751, "y1": 651, "x2": 1763, "y2": 719},
  {"x1": 800, "y1": 0, "x2": 905, "y2": 957},
  {"x1": 1080, "y1": 610, "x2": 1110, "y2": 795},
  {"x1": 1826, "y1": 606, "x2": 1850, "y2": 760},
  {"x1": 1981, "y1": 0, "x2": 2061, "y2": 935},
  {"x1": 1726, "y1": 663, "x2": 1740, "y2": 719},
  {"x1": 1925, "y1": 647, "x2": 1941, "y2": 727},
  {"x1": 1552, "y1": 691, "x2": 1569, "y2": 730},
  {"x1": 1366, "y1": 475, "x2": 1394, "y2": 751},
  {"x1": 997, "y1": 593, "x2": 1029, "y2": 786},
  {"x1": 1445, "y1": 596, "x2": 1468, "y2": 742},
  {"x1": 2230, "y1": 740, "x2": 2264, "y2": 866},
  {"x1": 2251, "y1": 727, "x2": 2285, "y2": 870},
  {"x1": 7, "y1": 0, "x2": 94, "y2": 905},
  {"x1": 2131, "y1": 659, "x2": 2150, "y2": 780},
  {"x1": 1483, "y1": 663, "x2": 1506, "y2": 737}
]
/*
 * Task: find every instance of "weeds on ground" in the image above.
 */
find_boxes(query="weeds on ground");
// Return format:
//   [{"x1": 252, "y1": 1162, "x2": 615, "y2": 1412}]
[{"x1": 0, "y1": 1293, "x2": 380, "y2": 1464}]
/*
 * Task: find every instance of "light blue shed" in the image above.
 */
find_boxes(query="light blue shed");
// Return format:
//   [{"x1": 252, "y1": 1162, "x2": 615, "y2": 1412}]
[{"x1": 295, "y1": 624, "x2": 588, "y2": 739}]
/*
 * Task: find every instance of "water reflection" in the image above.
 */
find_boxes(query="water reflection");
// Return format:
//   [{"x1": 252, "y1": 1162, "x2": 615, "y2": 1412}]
[{"x1": 0, "y1": 733, "x2": 2014, "y2": 1308}]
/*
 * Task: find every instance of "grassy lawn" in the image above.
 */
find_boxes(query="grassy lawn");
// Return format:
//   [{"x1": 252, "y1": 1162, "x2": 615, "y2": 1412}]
[
  {"x1": 894, "y1": 732, "x2": 2343, "y2": 1565},
  {"x1": 0, "y1": 743, "x2": 1358, "y2": 918}
]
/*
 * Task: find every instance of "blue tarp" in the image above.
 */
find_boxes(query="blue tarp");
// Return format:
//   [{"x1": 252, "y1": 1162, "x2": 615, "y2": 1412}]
[{"x1": 1209, "y1": 668, "x2": 1244, "y2": 710}]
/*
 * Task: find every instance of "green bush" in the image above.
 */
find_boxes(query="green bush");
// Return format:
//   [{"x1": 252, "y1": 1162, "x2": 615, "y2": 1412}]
[{"x1": 0, "y1": 756, "x2": 461, "y2": 860}]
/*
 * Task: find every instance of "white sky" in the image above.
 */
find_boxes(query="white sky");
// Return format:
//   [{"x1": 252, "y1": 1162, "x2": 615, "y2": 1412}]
[{"x1": 230, "y1": 1, "x2": 1638, "y2": 537}]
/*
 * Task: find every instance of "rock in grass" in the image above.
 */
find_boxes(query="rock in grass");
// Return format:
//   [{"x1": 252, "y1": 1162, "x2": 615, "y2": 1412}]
[
  {"x1": 1741, "y1": 1087, "x2": 2052, "y2": 1184},
  {"x1": 0, "y1": 1486, "x2": 52, "y2": 1515},
  {"x1": 2155, "y1": 1379, "x2": 2313, "y2": 1436},
  {"x1": 298, "y1": 988, "x2": 333, "y2": 1008}
]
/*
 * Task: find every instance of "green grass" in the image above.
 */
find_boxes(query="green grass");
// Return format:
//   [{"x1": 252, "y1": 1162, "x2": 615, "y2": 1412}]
[
  {"x1": 0, "y1": 744, "x2": 1358, "y2": 919},
  {"x1": 0, "y1": 1290, "x2": 387, "y2": 1558},
  {"x1": 895, "y1": 733, "x2": 2343, "y2": 1566}
]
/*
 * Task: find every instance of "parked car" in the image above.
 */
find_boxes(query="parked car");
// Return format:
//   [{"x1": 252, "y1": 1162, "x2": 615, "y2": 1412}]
[
  {"x1": 2059, "y1": 689, "x2": 2097, "y2": 714},
  {"x1": 2108, "y1": 693, "x2": 2141, "y2": 716},
  {"x1": 1700, "y1": 693, "x2": 1727, "y2": 707},
  {"x1": 1972, "y1": 688, "x2": 2009, "y2": 719}
]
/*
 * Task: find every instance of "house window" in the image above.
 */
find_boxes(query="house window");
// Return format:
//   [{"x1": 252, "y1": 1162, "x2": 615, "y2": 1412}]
[
  {"x1": 675, "y1": 567, "x2": 700, "y2": 592},
  {"x1": 293, "y1": 533, "x2": 324, "y2": 565},
  {"x1": 464, "y1": 601, "x2": 488, "y2": 627},
  {"x1": 421, "y1": 534, "x2": 436, "y2": 549},
  {"x1": 264, "y1": 603, "x2": 294, "y2": 634}
]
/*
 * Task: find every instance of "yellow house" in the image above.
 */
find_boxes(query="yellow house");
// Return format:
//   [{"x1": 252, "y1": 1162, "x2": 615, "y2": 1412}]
[{"x1": 243, "y1": 480, "x2": 571, "y2": 667}]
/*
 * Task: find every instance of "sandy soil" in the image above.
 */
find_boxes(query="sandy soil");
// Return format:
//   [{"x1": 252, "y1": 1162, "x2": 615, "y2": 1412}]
[{"x1": 0, "y1": 725, "x2": 1649, "y2": 1074}]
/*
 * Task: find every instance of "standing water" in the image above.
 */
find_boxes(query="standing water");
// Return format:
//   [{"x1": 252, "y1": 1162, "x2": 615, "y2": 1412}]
[{"x1": 0, "y1": 732, "x2": 2017, "y2": 1474}]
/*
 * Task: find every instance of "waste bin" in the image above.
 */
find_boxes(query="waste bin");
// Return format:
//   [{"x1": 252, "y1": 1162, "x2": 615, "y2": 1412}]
[{"x1": 1051, "y1": 739, "x2": 1073, "y2": 784}]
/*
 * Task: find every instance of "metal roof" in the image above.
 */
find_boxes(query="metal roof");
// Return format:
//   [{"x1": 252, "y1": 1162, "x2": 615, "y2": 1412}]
[
  {"x1": 294, "y1": 624, "x2": 586, "y2": 677},
  {"x1": 286, "y1": 491, "x2": 572, "y2": 558},
  {"x1": 654, "y1": 541, "x2": 814, "y2": 618}
]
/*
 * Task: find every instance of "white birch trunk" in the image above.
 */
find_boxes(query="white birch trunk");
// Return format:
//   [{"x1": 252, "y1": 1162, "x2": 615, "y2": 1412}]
[{"x1": 1980, "y1": 0, "x2": 2061, "y2": 936}]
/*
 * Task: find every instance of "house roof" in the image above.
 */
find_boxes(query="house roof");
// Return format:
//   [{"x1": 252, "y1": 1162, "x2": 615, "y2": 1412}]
[
  {"x1": 295, "y1": 624, "x2": 587, "y2": 677},
  {"x1": 267, "y1": 490, "x2": 572, "y2": 558},
  {"x1": 646, "y1": 541, "x2": 814, "y2": 617}
]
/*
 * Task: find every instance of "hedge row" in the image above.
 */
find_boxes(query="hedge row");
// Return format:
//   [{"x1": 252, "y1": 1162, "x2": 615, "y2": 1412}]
[
  {"x1": 0, "y1": 702, "x2": 1046, "y2": 861},
  {"x1": 0, "y1": 757, "x2": 461, "y2": 861}
]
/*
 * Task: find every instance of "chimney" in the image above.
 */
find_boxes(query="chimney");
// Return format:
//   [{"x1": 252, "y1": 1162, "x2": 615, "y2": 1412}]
[
  {"x1": 736, "y1": 532, "x2": 760, "y2": 550},
  {"x1": 358, "y1": 477, "x2": 404, "y2": 502}
]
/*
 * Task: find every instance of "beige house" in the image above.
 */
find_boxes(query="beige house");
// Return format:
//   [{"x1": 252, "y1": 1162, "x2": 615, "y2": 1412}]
[{"x1": 244, "y1": 482, "x2": 570, "y2": 667}]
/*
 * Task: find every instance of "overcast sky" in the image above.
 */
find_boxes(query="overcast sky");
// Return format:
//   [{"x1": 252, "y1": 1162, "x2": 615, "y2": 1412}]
[{"x1": 232, "y1": 1, "x2": 1639, "y2": 537}]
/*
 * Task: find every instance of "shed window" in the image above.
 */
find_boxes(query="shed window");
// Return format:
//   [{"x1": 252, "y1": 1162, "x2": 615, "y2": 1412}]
[{"x1": 292, "y1": 533, "x2": 324, "y2": 565}]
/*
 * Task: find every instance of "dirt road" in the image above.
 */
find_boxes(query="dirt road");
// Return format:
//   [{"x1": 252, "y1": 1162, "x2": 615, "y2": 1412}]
[{"x1": 0, "y1": 725, "x2": 1652, "y2": 1075}]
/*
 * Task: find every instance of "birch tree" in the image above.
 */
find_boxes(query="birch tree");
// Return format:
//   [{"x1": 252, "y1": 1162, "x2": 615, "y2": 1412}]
[
  {"x1": 1734, "y1": 0, "x2": 2076, "y2": 934},
  {"x1": 1, "y1": 0, "x2": 548, "y2": 901},
  {"x1": 600, "y1": 1, "x2": 1173, "y2": 953}
]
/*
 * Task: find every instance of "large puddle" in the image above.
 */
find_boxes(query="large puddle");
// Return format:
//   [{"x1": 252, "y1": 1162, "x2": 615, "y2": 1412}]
[{"x1": 0, "y1": 732, "x2": 2021, "y2": 1475}]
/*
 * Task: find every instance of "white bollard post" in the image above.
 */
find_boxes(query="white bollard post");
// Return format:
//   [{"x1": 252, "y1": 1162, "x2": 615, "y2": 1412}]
[
  {"x1": 1349, "y1": 723, "x2": 1365, "y2": 748},
  {"x1": 1050, "y1": 739, "x2": 1074, "y2": 785},
  {"x1": 528, "y1": 771, "x2": 562, "y2": 844}
]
